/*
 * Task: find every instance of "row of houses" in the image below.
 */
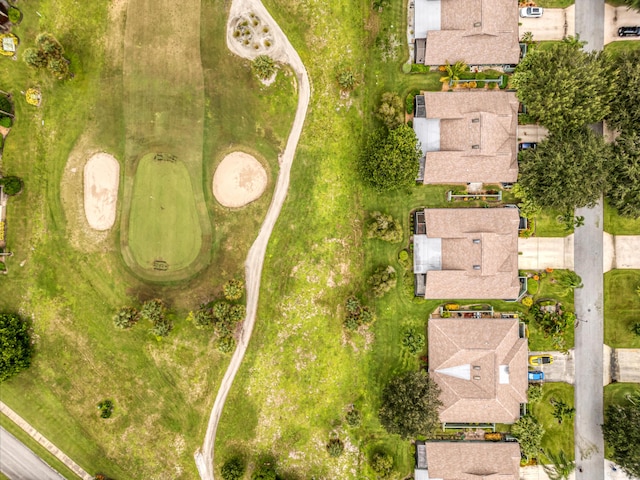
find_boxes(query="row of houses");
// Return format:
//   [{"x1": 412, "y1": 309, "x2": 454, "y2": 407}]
[{"x1": 408, "y1": 2, "x2": 529, "y2": 479}]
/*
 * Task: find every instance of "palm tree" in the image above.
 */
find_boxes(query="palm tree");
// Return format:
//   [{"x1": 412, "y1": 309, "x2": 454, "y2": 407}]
[
  {"x1": 439, "y1": 60, "x2": 468, "y2": 86},
  {"x1": 521, "y1": 31, "x2": 534, "y2": 44},
  {"x1": 542, "y1": 450, "x2": 575, "y2": 480},
  {"x1": 558, "y1": 271, "x2": 583, "y2": 294}
]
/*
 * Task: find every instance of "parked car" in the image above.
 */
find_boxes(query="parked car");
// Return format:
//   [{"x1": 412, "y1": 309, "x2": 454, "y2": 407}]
[
  {"x1": 529, "y1": 354, "x2": 553, "y2": 366},
  {"x1": 528, "y1": 370, "x2": 545, "y2": 381},
  {"x1": 618, "y1": 26, "x2": 640, "y2": 37},
  {"x1": 518, "y1": 142, "x2": 537, "y2": 151},
  {"x1": 520, "y1": 7, "x2": 543, "y2": 17}
]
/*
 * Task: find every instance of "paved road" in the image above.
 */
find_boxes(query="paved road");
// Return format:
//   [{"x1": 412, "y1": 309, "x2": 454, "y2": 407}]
[
  {"x1": 194, "y1": 0, "x2": 310, "y2": 479},
  {"x1": 0, "y1": 427, "x2": 65, "y2": 480},
  {"x1": 573, "y1": 199, "x2": 605, "y2": 480},
  {"x1": 521, "y1": 460, "x2": 635, "y2": 480},
  {"x1": 575, "y1": 0, "x2": 604, "y2": 51}
]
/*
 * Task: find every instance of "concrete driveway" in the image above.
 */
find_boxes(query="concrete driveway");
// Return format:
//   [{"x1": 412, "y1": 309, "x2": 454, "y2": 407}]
[
  {"x1": 519, "y1": 6, "x2": 575, "y2": 41},
  {"x1": 518, "y1": 235, "x2": 574, "y2": 270},
  {"x1": 612, "y1": 348, "x2": 640, "y2": 383},
  {"x1": 610, "y1": 235, "x2": 640, "y2": 270},
  {"x1": 517, "y1": 124, "x2": 549, "y2": 143},
  {"x1": 605, "y1": 5, "x2": 640, "y2": 44},
  {"x1": 529, "y1": 350, "x2": 575, "y2": 383}
]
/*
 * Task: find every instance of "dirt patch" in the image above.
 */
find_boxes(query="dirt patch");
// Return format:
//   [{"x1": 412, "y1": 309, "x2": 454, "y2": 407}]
[
  {"x1": 213, "y1": 151, "x2": 267, "y2": 208},
  {"x1": 84, "y1": 153, "x2": 120, "y2": 230}
]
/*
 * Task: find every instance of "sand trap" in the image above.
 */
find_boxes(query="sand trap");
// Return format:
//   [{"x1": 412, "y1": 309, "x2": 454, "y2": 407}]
[
  {"x1": 84, "y1": 153, "x2": 120, "y2": 230},
  {"x1": 213, "y1": 152, "x2": 267, "y2": 208}
]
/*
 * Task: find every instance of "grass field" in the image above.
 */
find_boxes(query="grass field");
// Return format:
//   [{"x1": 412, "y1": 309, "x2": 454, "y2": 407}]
[
  {"x1": 0, "y1": 0, "x2": 296, "y2": 477},
  {"x1": 604, "y1": 200, "x2": 640, "y2": 235},
  {"x1": 604, "y1": 270, "x2": 640, "y2": 348},
  {"x1": 128, "y1": 154, "x2": 202, "y2": 271},
  {"x1": 532, "y1": 383, "x2": 575, "y2": 460},
  {"x1": 604, "y1": 40, "x2": 640, "y2": 56}
]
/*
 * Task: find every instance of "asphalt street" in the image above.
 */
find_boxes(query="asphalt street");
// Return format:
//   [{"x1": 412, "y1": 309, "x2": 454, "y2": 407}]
[
  {"x1": 573, "y1": 199, "x2": 605, "y2": 480},
  {"x1": 0, "y1": 427, "x2": 65, "y2": 480},
  {"x1": 575, "y1": 0, "x2": 604, "y2": 50}
]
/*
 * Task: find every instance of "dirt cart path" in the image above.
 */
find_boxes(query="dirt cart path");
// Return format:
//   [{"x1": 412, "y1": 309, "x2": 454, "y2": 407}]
[{"x1": 194, "y1": 0, "x2": 310, "y2": 478}]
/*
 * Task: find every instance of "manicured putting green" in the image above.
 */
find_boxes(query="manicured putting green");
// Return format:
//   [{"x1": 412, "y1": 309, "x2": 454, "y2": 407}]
[{"x1": 128, "y1": 153, "x2": 202, "y2": 270}]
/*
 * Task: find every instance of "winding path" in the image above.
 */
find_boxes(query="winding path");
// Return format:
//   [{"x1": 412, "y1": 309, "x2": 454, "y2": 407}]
[{"x1": 194, "y1": 1, "x2": 310, "y2": 479}]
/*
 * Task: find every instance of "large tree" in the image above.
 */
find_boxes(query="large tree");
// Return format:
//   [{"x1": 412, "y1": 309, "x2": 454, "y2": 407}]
[
  {"x1": 511, "y1": 415, "x2": 544, "y2": 460},
  {"x1": 359, "y1": 124, "x2": 421, "y2": 191},
  {"x1": 605, "y1": 50, "x2": 640, "y2": 133},
  {"x1": 512, "y1": 41, "x2": 616, "y2": 132},
  {"x1": 603, "y1": 397, "x2": 640, "y2": 478},
  {"x1": 518, "y1": 127, "x2": 611, "y2": 212},
  {"x1": 378, "y1": 371, "x2": 442, "y2": 438},
  {"x1": 0, "y1": 313, "x2": 33, "y2": 382},
  {"x1": 608, "y1": 132, "x2": 640, "y2": 217}
]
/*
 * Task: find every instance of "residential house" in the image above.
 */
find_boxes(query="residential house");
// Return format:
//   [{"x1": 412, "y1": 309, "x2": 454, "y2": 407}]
[
  {"x1": 413, "y1": 208, "x2": 522, "y2": 300},
  {"x1": 414, "y1": 440, "x2": 521, "y2": 480},
  {"x1": 413, "y1": 0, "x2": 520, "y2": 66},
  {"x1": 413, "y1": 91, "x2": 518, "y2": 185},
  {"x1": 428, "y1": 316, "x2": 528, "y2": 424}
]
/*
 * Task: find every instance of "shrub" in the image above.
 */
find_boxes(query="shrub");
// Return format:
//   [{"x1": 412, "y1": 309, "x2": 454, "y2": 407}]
[
  {"x1": 398, "y1": 249, "x2": 410, "y2": 268},
  {"x1": 140, "y1": 299, "x2": 166, "y2": 324},
  {"x1": 151, "y1": 319, "x2": 173, "y2": 338},
  {"x1": 113, "y1": 306, "x2": 139, "y2": 329},
  {"x1": 522, "y1": 296, "x2": 533, "y2": 308},
  {"x1": 8, "y1": 7, "x2": 21, "y2": 24},
  {"x1": 97, "y1": 399, "x2": 114, "y2": 419},
  {"x1": 192, "y1": 305, "x2": 213, "y2": 328},
  {"x1": 401, "y1": 328, "x2": 425, "y2": 354},
  {"x1": 223, "y1": 279, "x2": 245, "y2": 301},
  {"x1": 367, "y1": 211, "x2": 403, "y2": 243},
  {"x1": 343, "y1": 296, "x2": 375, "y2": 330},
  {"x1": 252, "y1": 55, "x2": 275, "y2": 80},
  {"x1": 368, "y1": 265, "x2": 397, "y2": 297},
  {"x1": 326, "y1": 438, "x2": 344, "y2": 457},
  {"x1": 376, "y1": 92, "x2": 404, "y2": 130},
  {"x1": 217, "y1": 335, "x2": 236, "y2": 353},
  {"x1": 213, "y1": 301, "x2": 231, "y2": 321},
  {"x1": 0, "y1": 116, "x2": 11, "y2": 128},
  {"x1": 0, "y1": 313, "x2": 33, "y2": 382},
  {"x1": 221, "y1": 456, "x2": 245, "y2": 480},
  {"x1": 405, "y1": 91, "x2": 415, "y2": 114},
  {"x1": 512, "y1": 415, "x2": 544, "y2": 460},
  {"x1": 528, "y1": 384, "x2": 543, "y2": 404},
  {"x1": 0, "y1": 176, "x2": 23, "y2": 196},
  {"x1": 229, "y1": 304, "x2": 246, "y2": 323},
  {"x1": 371, "y1": 451, "x2": 393, "y2": 477},
  {"x1": 0, "y1": 95, "x2": 12, "y2": 114},
  {"x1": 631, "y1": 322, "x2": 640, "y2": 336},
  {"x1": 345, "y1": 407, "x2": 361, "y2": 427},
  {"x1": 410, "y1": 63, "x2": 430, "y2": 73},
  {"x1": 527, "y1": 279, "x2": 539, "y2": 295},
  {"x1": 337, "y1": 68, "x2": 357, "y2": 91},
  {"x1": 251, "y1": 462, "x2": 276, "y2": 480}
]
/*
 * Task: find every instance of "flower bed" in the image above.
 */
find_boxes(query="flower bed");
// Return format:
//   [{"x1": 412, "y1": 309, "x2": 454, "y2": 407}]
[{"x1": 25, "y1": 88, "x2": 41, "y2": 106}]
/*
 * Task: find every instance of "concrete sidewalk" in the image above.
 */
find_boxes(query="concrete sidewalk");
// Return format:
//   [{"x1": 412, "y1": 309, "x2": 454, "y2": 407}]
[{"x1": 520, "y1": 461, "x2": 635, "y2": 480}]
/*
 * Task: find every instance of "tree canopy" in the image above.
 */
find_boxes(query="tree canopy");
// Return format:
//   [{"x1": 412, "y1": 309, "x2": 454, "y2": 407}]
[
  {"x1": 605, "y1": 50, "x2": 640, "y2": 133},
  {"x1": 0, "y1": 312, "x2": 33, "y2": 382},
  {"x1": 378, "y1": 370, "x2": 442, "y2": 438},
  {"x1": 608, "y1": 132, "x2": 640, "y2": 218},
  {"x1": 512, "y1": 41, "x2": 616, "y2": 132},
  {"x1": 518, "y1": 127, "x2": 611, "y2": 213},
  {"x1": 511, "y1": 415, "x2": 544, "y2": 460},
  {"x1": 359, "y1": 124, "x2": 421, "y2": 191},
  {"x1": 603, "y1": 397, "x2": 640, "y2": 478}
]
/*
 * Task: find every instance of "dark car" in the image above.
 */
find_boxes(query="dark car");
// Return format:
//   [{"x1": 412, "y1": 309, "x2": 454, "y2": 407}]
[
  {"x1": 518, "y1": 142, "x2": 537, "y2": 151},
  {"x1": 618, "y1": 26, "x2": 640, "y2": 37}
]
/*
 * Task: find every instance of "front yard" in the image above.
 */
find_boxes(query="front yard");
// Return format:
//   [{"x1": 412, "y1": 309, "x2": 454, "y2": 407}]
[
  {"x1": 531, "y1": 383, "x2": 575, "y2": 460},
  {"x1": 604, "y1": 270, "x2": 640, "y2": 348}
]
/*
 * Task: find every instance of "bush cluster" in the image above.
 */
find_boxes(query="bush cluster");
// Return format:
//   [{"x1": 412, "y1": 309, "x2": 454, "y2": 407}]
[
  {"x1": 0, "y1": 176, "x2": 23, "y2": 195},
  {"x1": 0, "y1": 312, "x2": 33, "y2": 382},
  {"x1": 23, "y1": 33, "x2": 71, "y2": 79},
  {"x1": 401, "y1": 328, "x2": 425, "y2": 354},
  {"x1": 343, "y1": 295, "x2": 374, "y2": 330},
  {"x1": 368, "y1": 265, "x2": 397, "y2": 298},
  {"x1": 326, "y1": 437, "x2": 344, "y2": 457},
  {"x1": 97, "y1": 399, "x2": 114, "y2": 419}
]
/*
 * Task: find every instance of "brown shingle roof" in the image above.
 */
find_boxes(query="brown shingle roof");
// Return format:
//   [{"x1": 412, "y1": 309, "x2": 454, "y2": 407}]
[
  {"x1": 423, "y1": 0, "x2": 520, "y2": 65},
  {"x1": 423, "y1": 91, "x2": 518, "y2": 184},
  {"x1": 425, "y1": 442, "x2": 521, "y2": 480},
  {"x1": 428, "y1": 317, "x2": 528, "y2": 424},
  {"x1": 422, "y1": 208, "x2": 520, "y2": 300}
]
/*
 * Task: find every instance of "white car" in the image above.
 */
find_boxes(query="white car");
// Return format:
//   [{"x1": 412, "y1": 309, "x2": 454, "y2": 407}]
[{"x1": 520, "y1": 6, "x2": 543, "y2": 17}]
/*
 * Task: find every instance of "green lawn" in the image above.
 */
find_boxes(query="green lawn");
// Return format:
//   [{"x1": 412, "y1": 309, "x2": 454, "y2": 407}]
[
  {"x1": 536, "y1": 0, "x2": 574, "y2": 7},
  {"x1": 535, "y1": 209, "x2": 571, "y2": 237},
  {"x1": 604, "y1": 270, "x2": 640, "y2": 348},
  {"x1": 604, "y1": 199, "x2": 640, "y2": 235},
  {"x1": 127, "y1": 154, "x2": 202, "y2": 272},
  {"x1": 532, "y1": 383, "x2": 575, "y2": 460},
  {"x1": 604, "y1": 40, "x2": 640, "y2": 56},
  {"x1": 0, "y1": 0, "x2": 296, "y2": 477}
]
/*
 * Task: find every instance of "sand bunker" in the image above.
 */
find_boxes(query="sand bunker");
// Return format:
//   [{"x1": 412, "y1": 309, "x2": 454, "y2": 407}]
[
  {"x1": 213, "y1": 152, "x2": 267, "y2": 208},
  {"x1": 84, "y1": 153, "x2": 120, "y2": 230}
]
